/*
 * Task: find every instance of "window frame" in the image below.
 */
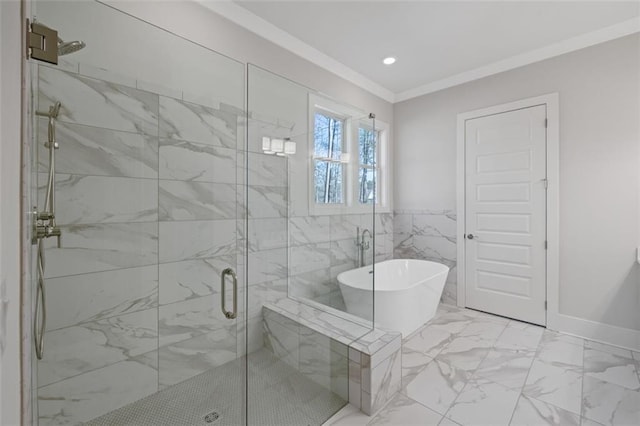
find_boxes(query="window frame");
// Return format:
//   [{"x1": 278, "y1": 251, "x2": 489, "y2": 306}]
[{"x1": 308, "y1": 93, "x2": 390, "y2": 215}]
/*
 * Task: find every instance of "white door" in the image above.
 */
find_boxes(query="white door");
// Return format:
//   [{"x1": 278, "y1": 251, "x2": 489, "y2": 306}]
[{"x1": 464, "y1": 105, "x2": 547, "y2": 325}]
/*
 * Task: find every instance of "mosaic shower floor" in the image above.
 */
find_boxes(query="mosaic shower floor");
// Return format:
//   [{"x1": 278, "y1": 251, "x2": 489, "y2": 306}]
[{"x1": 86, "y1": 348, "x2": 346, "y2": 426}]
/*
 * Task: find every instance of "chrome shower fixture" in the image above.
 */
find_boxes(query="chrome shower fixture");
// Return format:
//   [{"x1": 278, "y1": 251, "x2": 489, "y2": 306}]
[
  {"x1": 27, "y1": 21, "x2": 86, "y2": 65},
  {"x1": 32, "y1": 101, "x2": 63, "y2": 360},
  {"x1": 58, "y1": 37, "x2": 86, "y2": 56}
]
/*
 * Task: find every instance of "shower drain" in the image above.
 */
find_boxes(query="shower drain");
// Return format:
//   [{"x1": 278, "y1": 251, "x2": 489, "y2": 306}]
[{"x1": 203, "y1": 411, "x2": 220, "y2": 423}]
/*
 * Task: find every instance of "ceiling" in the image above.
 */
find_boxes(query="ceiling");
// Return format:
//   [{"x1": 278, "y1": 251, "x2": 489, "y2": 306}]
[{"x1": 217, "y1": 1, "x2": 640, "y2": 102}]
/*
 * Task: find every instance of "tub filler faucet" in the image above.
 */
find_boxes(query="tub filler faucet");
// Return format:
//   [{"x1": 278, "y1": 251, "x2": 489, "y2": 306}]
[{"x1": 356, "y1": 227, "x2": 372, "y2": 268}]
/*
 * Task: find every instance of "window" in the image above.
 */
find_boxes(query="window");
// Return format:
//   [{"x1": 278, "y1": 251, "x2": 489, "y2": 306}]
[
  {"x1": 358, "y1": 126, "x2": 378, "y2": 205},
  {"x1": 309, "y1": 94, "x2": 389, "y2": 214},
  {"x1": 313, "y1": 112, "x2": 344, "y2": 204}
]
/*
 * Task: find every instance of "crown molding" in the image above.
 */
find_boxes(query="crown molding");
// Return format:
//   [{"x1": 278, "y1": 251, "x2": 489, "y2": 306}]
[
  {"x1": 395, "y1": 17, "x2": 640, "y2": 102},
  {"x1": 197, "y1": 0, "x2": 396, "y2": 103}
]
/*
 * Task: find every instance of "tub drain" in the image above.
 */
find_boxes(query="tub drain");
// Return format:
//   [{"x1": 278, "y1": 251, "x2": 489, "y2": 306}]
[{"x1": 204, "y1": 411, "x2": 220, "y2": 423}]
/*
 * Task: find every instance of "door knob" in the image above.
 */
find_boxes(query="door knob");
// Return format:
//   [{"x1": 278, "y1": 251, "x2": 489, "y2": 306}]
[{"x1": 467, "y1": 234, "x2": 476, "y2": 240}]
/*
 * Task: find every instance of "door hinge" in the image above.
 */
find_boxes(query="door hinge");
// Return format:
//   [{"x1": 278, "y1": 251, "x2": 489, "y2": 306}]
[
  {"x1": 544, "y1": 118, "x2": 548, "y2": 128},
  {"x1": 544, "y1": 240, "x2": 548, "y2": 250},
  {"x1": 542, "y1": 178, "x2": 548, "y2": 189},
  {"x1": 27, "y1": 19, "x2": 59, "y2": 65},
  {"x1": 545, "y1": 301, "x2": 548, "y2": 310}
]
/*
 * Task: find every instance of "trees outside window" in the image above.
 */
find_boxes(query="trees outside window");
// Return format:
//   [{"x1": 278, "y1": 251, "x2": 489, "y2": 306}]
[{"x1": 313, "y1": 112, "x2": 344, "y2": 204}]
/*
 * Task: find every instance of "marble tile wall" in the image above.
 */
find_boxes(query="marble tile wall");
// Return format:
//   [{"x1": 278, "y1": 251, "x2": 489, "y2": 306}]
[
  {"x1": 393, "y1": 210, "x2": 457, "y2": 305},
  {"x1": 245, "y1": 144, "x2": 290, "y2": 352},
  {"x1": 289, "y1": 212, "x2": 394, "y2": 312},
  {"x1": 35, "y1": 64, "x2": 245, "y2": 425}
]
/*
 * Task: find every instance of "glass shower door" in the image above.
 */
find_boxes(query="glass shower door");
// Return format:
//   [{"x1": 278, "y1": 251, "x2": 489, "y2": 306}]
[
  {"x1": 245, "y1": 65, "x2": 376, "y2": 425},
  {"x1": 26, "y1": 1, "x2": 246, "y2": 424}
]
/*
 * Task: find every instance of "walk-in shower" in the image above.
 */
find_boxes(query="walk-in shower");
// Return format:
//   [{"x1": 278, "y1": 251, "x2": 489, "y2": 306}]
[{"x1": 23, "y1": 1, "x2": 375, "y2": 425}]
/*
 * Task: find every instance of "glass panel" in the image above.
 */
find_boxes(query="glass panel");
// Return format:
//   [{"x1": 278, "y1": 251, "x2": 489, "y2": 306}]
[
  {"x1": 358, "y1": 167, "x2": 377, "y2": 204},
  {"x1": 314, "y1": 160, "x2": 343, "y2": 203},
  {"x1": 358, "y1": 126, "x2": 377, "y2": 166},
  {"x1": 247, "y1": 64, "x2": 374, "y2": 425},
  {"x1": 314, "y1": 112, "x2": 343, "y2": 159},
  {"x1": 28, "y1": 1, "x2": 245, "y2": 425}
]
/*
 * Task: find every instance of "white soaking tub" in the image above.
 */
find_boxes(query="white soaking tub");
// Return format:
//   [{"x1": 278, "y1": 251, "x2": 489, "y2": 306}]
[{"x1": 337, "y1": 259, "x2": 449, "y2": 337}]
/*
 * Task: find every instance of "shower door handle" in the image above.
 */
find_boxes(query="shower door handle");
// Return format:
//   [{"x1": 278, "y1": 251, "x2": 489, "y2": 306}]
[{"x1": 220, "y1": 268, "x2": 238, "y2": 320}]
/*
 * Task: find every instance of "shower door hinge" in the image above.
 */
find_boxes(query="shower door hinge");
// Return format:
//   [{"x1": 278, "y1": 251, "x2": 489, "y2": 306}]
[{"x1": 26, "y1": 19, "x2": 59, "y2": 65}]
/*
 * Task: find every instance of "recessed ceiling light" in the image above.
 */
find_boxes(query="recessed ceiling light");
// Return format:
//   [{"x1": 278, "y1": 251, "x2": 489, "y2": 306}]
[{"x1": 383, "y1": 57, "x2": 396, "y2": 65}]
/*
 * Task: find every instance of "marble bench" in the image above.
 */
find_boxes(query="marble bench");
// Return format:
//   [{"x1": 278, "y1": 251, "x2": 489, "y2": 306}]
[{"x1": 262, "y1": 298, "x2": 402, "y2": 415}]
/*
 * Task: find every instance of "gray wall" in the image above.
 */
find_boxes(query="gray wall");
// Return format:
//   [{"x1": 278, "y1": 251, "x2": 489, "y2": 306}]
[{"x1": 393, "y1": 34, "x2": 640, "y2": 331}]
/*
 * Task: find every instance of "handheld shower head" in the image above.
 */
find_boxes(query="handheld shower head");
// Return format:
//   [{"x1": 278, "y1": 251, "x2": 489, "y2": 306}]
[
  {"x1": 36, "y1": 101, "x2": 61, "y2": 119},
  {"x1": 49, "y1": 101, "x2": 61, "y2": 119}
]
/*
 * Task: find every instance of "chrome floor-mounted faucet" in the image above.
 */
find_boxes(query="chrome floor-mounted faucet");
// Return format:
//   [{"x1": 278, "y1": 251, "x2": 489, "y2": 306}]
[
  {"x1": 356, "y1": 226, "x2": 372, "y2": 268},
  {"x1": 32, "y1": 101, "x2": 62, "y2": 360}
]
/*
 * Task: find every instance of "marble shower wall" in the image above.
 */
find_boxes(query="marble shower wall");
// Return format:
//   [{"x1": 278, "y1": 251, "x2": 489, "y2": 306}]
[
  {"x1": 393, "y1": 210, "x2": 458, "y2": 305},
  {"x1": 245, "y1": 144, "x2": 290, "y2": 353},
  {"x1": 35, "y1": 64, "x2": 245, "y2": 425},
  {"x1": 289, "y1": 213, "x2": 394, "y2": 310}
]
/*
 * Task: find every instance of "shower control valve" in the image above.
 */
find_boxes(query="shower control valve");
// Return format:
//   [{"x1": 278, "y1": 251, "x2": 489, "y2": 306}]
[
  {"x1": 32, "y1": 207, "x2": 62, "y2": 247},
  {"x1": 33, "y1": 223, "x2": 61, "y2": 244},
  {"x1": 36, "y1": 211, "x2": 55, "y2": 221}
]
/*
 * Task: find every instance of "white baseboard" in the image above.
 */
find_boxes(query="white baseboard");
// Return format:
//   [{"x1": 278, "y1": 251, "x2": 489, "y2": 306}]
[{"x1": 549, "y1": 313, "x2": 640, "y2": 352}]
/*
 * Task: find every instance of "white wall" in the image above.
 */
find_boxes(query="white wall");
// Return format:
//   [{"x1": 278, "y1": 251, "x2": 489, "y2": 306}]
[
  {"x1": 394, "y1": 34, "x2": 640, "y2": 335},
  {"x1": 1, "y1": 0, "x2": 24, "y2": 424}
]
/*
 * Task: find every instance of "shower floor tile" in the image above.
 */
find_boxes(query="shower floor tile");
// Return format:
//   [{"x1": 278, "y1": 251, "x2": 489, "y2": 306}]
[{"x1": 86, "y1": 348, "x2": 346, "y2": 426}]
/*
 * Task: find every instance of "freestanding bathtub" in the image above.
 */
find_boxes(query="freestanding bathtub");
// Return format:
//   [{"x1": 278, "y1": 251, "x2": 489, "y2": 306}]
[{"x1": 337, "y1": 259, "x2": 450, "y2": 337}]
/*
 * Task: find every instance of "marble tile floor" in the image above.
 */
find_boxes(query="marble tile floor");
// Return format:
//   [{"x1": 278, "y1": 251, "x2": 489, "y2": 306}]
[
  {"x1": 87, "y1": 348, "x2": 346, "y2": 426},
  {"x1": 325, "y1": 304, "x2": 640, "y2": 426}
]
